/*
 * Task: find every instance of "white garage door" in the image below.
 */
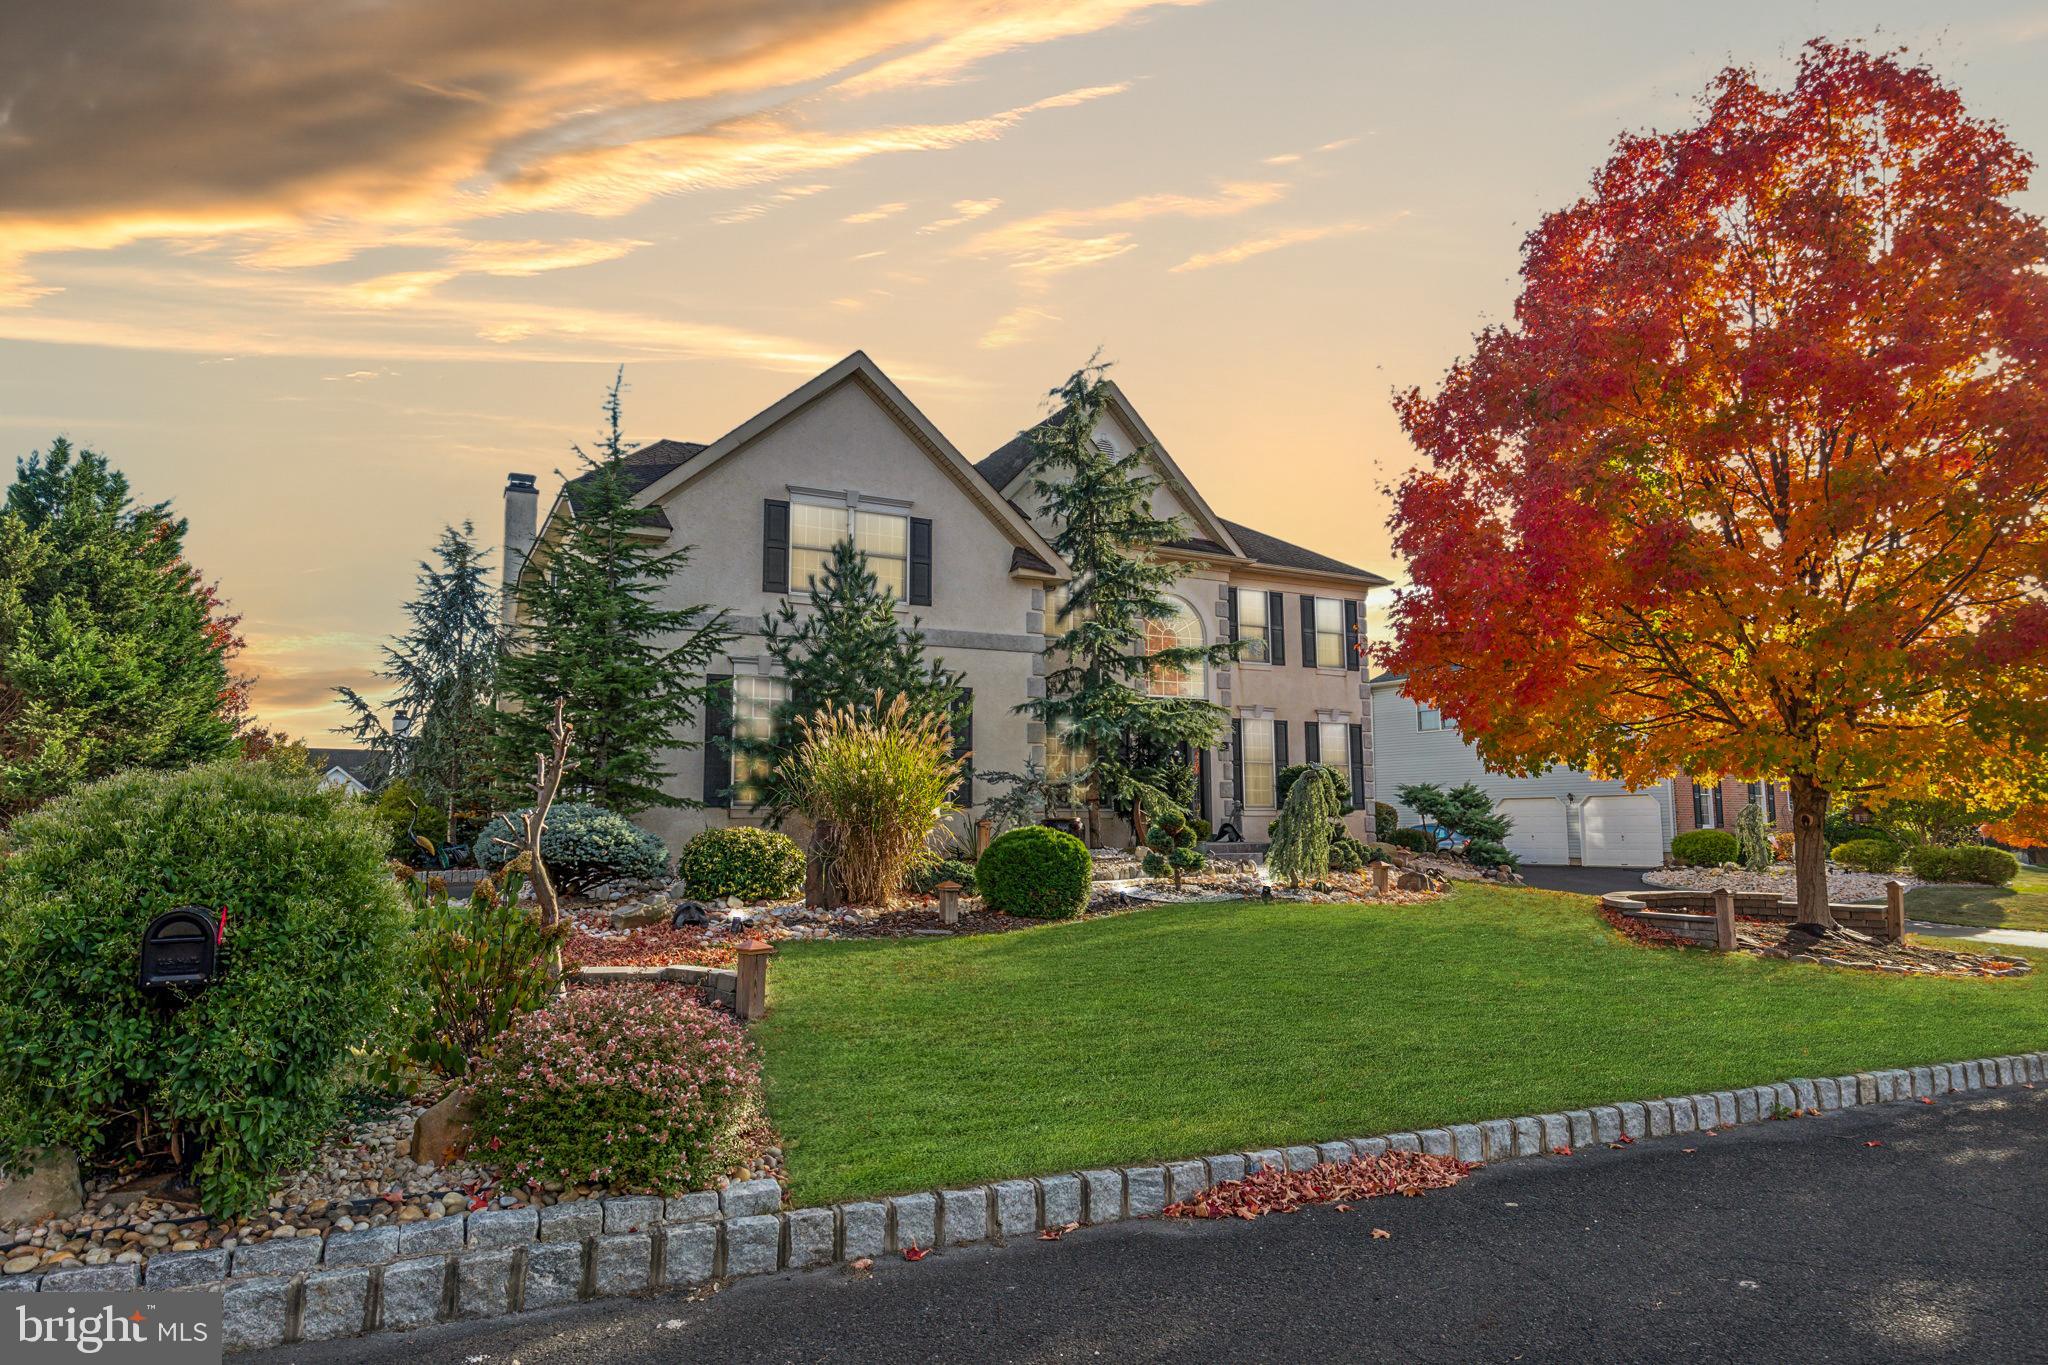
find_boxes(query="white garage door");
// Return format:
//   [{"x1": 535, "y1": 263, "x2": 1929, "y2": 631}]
[
  {"x1": 1496, "y1": 798, "x2": 1568, "y2": 865},
  {"x1": 1581, "y1": 795, "x2": 1664, "y2": 867}
]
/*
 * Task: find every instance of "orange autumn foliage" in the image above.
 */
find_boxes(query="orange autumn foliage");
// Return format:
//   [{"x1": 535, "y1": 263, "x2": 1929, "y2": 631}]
[{"x1": 1384, "y1": 43, "x2": 2048, "y2": 925}]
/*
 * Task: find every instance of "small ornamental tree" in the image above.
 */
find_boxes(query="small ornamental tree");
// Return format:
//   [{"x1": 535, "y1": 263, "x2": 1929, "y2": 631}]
[
  {"x1": 1267, "y1": 764, "x2": 1342, "y2": 888},
  {"x1": 496, "y1": 372, "x2": 734, "y2": 815},
  {"x1": 1140, "y1": 801, "x2": 1206, "y2": 890},
  {"x1": 1018, "y1": 358, "x2": 1243, "y2": 842},
  {"x1": 1734, "y1": 801, "x2": 1774, "y2": 873},
  {"x1": 741, "y1": 536, "x2": 965, "y2": 815},
  {"x1": 1385, "y1": 44, "x2": 2048, "y2": 931}
]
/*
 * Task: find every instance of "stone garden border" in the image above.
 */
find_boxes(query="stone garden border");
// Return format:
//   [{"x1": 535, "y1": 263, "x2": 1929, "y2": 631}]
[{"x1": 4, "y1": 1050, "x2": 2043, "y2": 1351}]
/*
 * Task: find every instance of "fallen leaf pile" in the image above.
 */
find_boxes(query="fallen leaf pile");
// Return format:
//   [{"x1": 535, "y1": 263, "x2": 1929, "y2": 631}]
[{"x1": 1164, "y1": 1151, "x2": 1472, "y2": 1222}]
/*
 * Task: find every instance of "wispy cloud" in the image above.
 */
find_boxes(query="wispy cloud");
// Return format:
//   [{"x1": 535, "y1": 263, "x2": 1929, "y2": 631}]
[
  {"x1": 979, "y1": 303, "x2": 1060, "y2": 349},
  {"x1": 1169, "y1": 215, "x2": 1403, "y2": 273},
  {"x1": 919, "y1": 198, "x2": 1003, "y2": 233},
  {"x1": 843, "y1": 202, "x2": 910, "y2": 224},
  {"x1": 831, "y1": 0, "x2": 1207, "y2": 96},
  {"x1": 961, "y1": 179, "x2": 1289, "y2": 280}
]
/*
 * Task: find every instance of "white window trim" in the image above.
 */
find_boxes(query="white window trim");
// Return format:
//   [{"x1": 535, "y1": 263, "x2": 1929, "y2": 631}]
[
  {"x1": 784, "y1": 487, "x2": 913, "y2": 607},
  {"x1": 1239, "y1": 715, "x2": 1279, "y2": 811},
  {"x1": 1234, "y1": 588, "x2": 1273, "y2": 669}
]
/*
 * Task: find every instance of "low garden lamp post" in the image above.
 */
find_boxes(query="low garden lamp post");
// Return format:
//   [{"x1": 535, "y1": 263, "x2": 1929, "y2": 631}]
[
  {"x1": 734, "y1": 934, "x2": 776, "y2": 1022},
  {"x1": 1371, "y1": 861, "x2": 1390, "y2": 897},
  {"x1": 935, "y1": 880, "x2": 962, "y2": 927}
]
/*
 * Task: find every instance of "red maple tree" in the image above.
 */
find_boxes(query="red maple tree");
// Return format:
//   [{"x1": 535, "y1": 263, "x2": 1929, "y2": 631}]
[{"x1": 1384, "y1": 43, "x2": 2048, "y2": 929}]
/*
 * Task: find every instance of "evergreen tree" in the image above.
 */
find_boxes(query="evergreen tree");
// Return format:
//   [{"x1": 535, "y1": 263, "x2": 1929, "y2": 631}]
[
  {"x1": 738, "y1": 536, "x2": 964, "y2": 814},
  {"x1": 495, "y1": 372, "x2": 734, "y2": 815},
  {"x1": 0, "y1": 439, "x2": 237, "y2": 823},
  {"x1": 1017, "y1": 359, "x2": 1240, "y2": 841},
  {"x1": 335, "y1": 522, "x2": 500, "y2": 838}
]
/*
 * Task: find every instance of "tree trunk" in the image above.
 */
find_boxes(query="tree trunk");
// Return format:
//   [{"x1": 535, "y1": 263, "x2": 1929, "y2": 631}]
[{"x1": 1788, "y1": 772, "x2": 1838, "y2": 933}]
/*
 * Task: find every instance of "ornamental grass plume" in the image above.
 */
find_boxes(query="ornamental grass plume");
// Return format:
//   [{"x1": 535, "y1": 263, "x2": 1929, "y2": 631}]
[{"x1": 777, "y1": 692, "x2": 963, "y2": 907}]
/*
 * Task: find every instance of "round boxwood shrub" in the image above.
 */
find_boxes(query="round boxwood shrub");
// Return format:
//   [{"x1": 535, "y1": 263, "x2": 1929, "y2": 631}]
[
  {"x1": 472, "y1": 984, "x2": 760, "y2": 1193},
  {"x1": 0, "y1": 759, "x2": 410, "y2": 1215},
  {"x1": 1374, "y1": 801, "x2": 1399, "y2": 841},
  {"x1": 1384, "y1": 827, "x2": 1432, "y2": 854},
  {"x1": 477, "y1": 802, "x2": 669, "y2": 894},
  {"x1": 1831, "y1": 838, "x2": 1901, "y2": 875},
  {"x1": 1907, "y1": 844, "x2": 2020, "y2": 885},
  {"x1": 675, "y1": 825, "x2": 804, "y2": 902},
  {"x1": 1670, "y1": 829, "x2": 1740, "y2": 867},
  {"x1": 978, "y1": 825, "x2": 1091, "y2": 920}
]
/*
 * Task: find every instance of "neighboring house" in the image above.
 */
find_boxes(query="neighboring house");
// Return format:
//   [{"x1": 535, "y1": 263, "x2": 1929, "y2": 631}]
[
  {"x1": 977, "y1": 384, "x2": 1388, "y2": 846},
  {"x1": 1369, "y1": 674, "x2": 1677, "y2": 867},
  {"x1": 304, "y1": 747, "x2": 375, "y2": 796},
  {"x1": 501, "y1": 351, "x2": 1390, "y2": 851},
  {"x1": 1672, "y1": 774, "x2": 1795, "y2": 838}
]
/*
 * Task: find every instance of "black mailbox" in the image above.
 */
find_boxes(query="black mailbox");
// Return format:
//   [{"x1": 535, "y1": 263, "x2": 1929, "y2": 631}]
[{"x1": 140, "y1": 908, "x2": 219, "y2": 989}]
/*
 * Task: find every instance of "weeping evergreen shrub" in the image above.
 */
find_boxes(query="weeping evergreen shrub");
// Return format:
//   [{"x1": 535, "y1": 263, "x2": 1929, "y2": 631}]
[
  {"x1": 1734, "y1": 801, "x2": 1774, "y2": 873},
  {"x1": 1268, "y1": 763, "x2": 1342, "y2": 887}
]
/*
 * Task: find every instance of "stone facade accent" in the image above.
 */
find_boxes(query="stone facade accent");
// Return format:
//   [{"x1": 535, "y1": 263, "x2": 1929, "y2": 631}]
[{"x1": 26, "y1": 1049, "x2": 2041, "y2": 1352}]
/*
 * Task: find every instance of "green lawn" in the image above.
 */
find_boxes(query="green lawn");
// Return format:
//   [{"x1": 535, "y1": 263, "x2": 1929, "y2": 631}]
[
  {"x1": 1905, "y1": 865, "x2": 2048, "y2": 933},
  {"x1": 755, "y1": 884, "x2": 2048, "y2": 1207}
]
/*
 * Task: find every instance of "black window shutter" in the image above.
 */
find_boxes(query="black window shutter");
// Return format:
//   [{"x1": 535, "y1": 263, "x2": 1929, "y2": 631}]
[
  {"x1": 762, "y1": 501, "x2": 790, "y2": 593},
  {"x1": 1300, "y1": 595, "x2": 1317, "y2": 668},
  {"x1": 909, "y1": 517, "x2": 934, "y2": 606},
  {"x1": 1268, "y1": 591, "x2": 1286, "y2": 665},
  {"x1": 1344, "y1": 599, "x2": 1362, "y2": 671},
  {"x1": 950, "y1": 687, "x2": 973, "y2": 806},
  {"x1": 1228, "y1": 588, "x2": 1240, "y2": 644},
  {"x1": 1349, "y1": 723, "x2": 1366, "y2": 808},
  {"x1": 703, "y1": 674, "x2": 733, "y2": 807},
  {"x1": 1231, "y1": 720, "x2": 1244, "y2": 810},
  {"x1": 1275, "y1": 720, "x2": 1289, "y2": 770},
  {"x1": 1303, "y1": 723, "x2": 1321, "y2": 764}
]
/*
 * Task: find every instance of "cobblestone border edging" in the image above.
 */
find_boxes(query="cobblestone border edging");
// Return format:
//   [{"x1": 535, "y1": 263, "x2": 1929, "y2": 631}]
[{"x1": 3, "y1": 1051, "x2": 2041, "y2": 1350}]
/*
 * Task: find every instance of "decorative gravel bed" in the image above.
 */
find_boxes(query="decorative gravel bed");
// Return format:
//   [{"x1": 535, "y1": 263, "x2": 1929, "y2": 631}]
[{"x1": 1643, "y1": 863, "x2": 1920, "y2": 903}]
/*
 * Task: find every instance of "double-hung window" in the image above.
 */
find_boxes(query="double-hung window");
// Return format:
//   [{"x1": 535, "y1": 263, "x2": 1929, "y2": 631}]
[
  {"x1": 1236, "y1": 590, "x2": 1269, "y2": 662},
  {"x1": 1693, "y1": 780, "x2": 1720, "y2": 829},
  {"x1": 1312, "y1": 597, "x2": 1345, "y2": 669},
  {"x1": 1241, "y1": 719, "x2": 1277, "y2": 808},
  {"x1": 1417, "y1": 705, "x2": 1446, "y2": 731},
  {"x1": 790, "y1": 500, "x2": 910, "y2": 599},
  {"x1": 730, "y1": 675, "x2": 788, "y2": 803},
  {"x1": 1317, "y1": 721, "x2": 1349, "y2": 768}
]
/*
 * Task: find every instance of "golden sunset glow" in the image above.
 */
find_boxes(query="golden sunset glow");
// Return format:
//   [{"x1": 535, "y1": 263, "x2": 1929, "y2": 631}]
[{"x1": 4, "y1": 2, "x2": 2046, "y2": 738}]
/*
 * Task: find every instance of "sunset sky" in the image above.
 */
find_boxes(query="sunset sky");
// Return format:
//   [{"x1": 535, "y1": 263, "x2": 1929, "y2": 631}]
[{"x1": 6, "y1": 1, "x2": 2048, "y2": 739}]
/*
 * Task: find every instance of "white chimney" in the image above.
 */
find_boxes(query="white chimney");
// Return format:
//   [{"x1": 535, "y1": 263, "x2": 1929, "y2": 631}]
[{"x1": 503, "y1": 473, "x2": 538, "y2": 626}]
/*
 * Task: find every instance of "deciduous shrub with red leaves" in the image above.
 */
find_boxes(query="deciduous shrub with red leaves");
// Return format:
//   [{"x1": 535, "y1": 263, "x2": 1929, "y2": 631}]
[{"x1": 471, "y1": 984, "x2": 761, "y2": 1193}]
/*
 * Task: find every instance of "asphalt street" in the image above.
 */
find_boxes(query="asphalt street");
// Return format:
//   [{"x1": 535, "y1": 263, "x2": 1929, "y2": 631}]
[{"x1": 253, "y1": 1085, "x2": 2048, "y2": 1364}]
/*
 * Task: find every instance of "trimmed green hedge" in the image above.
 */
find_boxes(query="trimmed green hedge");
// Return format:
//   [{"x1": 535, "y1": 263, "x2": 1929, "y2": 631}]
[
  {"x1": 1670, "y1": 829, "x2": 1739, "y2": 867},
  {"x1": 676, "y1": 826, "x2": 804, "y2": 902},
  {"x1": 1385, "y1": 828, "x2": 1432, "y2": 854},
  {"x1": 1907, "y1": 844, "x2": 2020, "y2": 886},
  {"x1": 1832, "y1": 838, "x2": 1901, "y2": 875},
  {"x1": 978, "y1": 825, "x2": 1091, "y2": 920}
]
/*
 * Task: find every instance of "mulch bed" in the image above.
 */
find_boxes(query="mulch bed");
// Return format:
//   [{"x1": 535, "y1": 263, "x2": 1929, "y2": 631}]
[
  {"x1": 1165, "y1": 1151, "x2": 1473, "y2": 1222},
  {"x1": 1597, "y1": 904, "x2": 2030, "y2": 978},
  {"x1": 561, "y1": 918, "x2": 733, "y2": 968}
]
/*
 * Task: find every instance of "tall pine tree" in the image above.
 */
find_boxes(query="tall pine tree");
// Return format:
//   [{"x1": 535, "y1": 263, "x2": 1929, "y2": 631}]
[
  {"x1": 334, "y1": 521, "x2": 501, "y2": 833},
  {"x1": 737, "y1": 536, "x2": 965, "y2": 814},
  {"x1": 1018, "y1": 360, "x2": 1240, "y2": 842},
  {"x1": 0, "y1": 439, "x2": 238, "y2": 824},
  {"x1": 495, "y1": 372, "x2": 733, "y2": 815}
]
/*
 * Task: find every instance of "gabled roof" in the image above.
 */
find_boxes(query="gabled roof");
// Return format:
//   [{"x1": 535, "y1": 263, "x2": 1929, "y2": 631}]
[
  {"x1": 559, "y1": 439, "x2": 707, "y2": 533},
  {"x1": 303, "y1": 747, "x2": 376, "y2": 781},
  {"x1": 976, "y1": 385, "x2": 1390, "y2": 588},
  {"x1": 595, "y1": 351, "x2": 1063, "y2": 579}
]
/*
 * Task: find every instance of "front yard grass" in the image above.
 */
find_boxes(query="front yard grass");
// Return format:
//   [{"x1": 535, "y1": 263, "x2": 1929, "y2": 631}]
[
  {"x1": 756, "y1": 884, "x2": 2048, "y2": 1207},
  {"x1": 1904, "y1": 865, "x2": 2048, "y2": 933}
]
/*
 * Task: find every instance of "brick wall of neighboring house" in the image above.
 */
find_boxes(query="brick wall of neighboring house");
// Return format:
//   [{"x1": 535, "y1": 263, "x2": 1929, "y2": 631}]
[{"x1": 1672, "y1": 775, "x2": 1796, "y2": 835}]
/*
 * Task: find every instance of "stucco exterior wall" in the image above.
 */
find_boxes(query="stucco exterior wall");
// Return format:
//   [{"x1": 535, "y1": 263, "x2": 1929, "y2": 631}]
[{"x1": 1368, "y1": 680, "x2": 1676, "y2": 862}]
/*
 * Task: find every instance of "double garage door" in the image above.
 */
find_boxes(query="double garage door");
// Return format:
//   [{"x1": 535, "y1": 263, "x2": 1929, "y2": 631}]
[{"x1": 1495, "y1": 794, "x2": 1665, "y2": 867}]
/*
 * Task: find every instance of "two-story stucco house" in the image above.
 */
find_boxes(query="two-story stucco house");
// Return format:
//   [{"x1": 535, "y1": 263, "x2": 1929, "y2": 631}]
[{"x1": 500, "y1": 351, "x2": 1389, "y2": 852}]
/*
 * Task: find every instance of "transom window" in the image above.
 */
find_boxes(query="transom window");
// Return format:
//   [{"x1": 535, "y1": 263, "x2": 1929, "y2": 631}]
[
  {"x1": 1313, "y1": 596, "x2": 1345, "y2": 669},
  {"x1": 1145, "y1": 600, "x2": 1205, "y2": 698},
  {"x1": 1240, "y1": 718, "x2": 1277, "y2": 808},
  {"x1": 731, "y1": 675, "x2": 788, "y2": 803},
  {"x1": 790, "y1": 501, "x2": 909, "y2": 599},
  {"x1": 1237, "y1": 590, "x2": 1268, "y2": 662}
]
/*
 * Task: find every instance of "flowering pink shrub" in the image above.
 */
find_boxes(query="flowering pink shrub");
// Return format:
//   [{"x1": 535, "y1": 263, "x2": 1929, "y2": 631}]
[{"x1": 470, "y1": 984, "x2": 761, "y2": 1193}]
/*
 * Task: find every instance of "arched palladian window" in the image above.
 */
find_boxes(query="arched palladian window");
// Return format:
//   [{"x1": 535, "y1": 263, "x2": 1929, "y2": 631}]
[{"x1": 1145, "y1": 598, "x2": 1205, "y2": 698}]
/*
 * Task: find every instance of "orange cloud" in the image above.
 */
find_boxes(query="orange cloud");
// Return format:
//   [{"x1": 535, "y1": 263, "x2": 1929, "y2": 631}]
[
  {"x1": 960, "y1": 179, "x2": 1290, "y2": 280},
  {"x1": 1169, "y1": 216, "x2": 1403, "y2": 273}
]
